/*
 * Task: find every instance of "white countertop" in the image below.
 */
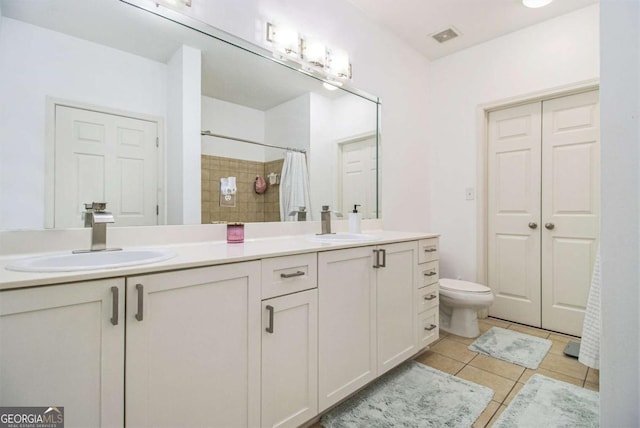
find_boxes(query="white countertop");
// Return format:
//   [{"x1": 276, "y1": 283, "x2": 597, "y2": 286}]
[{"x1": 0, "y1": 230, "x2": 438, "y2": 291}]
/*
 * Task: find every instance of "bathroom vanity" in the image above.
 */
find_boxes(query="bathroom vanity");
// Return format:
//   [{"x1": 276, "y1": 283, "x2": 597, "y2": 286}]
[{"x1": 0, "y1": 230, "x2": 439, "y2": 428}]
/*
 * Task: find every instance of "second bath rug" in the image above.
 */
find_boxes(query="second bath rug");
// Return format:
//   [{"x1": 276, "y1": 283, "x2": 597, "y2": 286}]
[{"x1": 468, "y1": 327, "x2": 552, "y2": 369}]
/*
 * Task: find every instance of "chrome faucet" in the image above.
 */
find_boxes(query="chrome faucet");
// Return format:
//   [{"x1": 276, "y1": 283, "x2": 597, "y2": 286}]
[
  {"x1": 319, "y1": 205, "x2": 333, "y2": 235},
  {"x1": 288, "y1": 206, "x2": 307, "y2": 221},
  {"x1": 74, "y1": 202, "x2": 121, "y2": 253}
]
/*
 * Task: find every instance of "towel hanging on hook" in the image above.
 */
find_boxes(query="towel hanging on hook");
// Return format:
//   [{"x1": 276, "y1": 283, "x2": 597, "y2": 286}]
[{"x1": 255, "y1": 176, "x2": 267, "y2": 194}]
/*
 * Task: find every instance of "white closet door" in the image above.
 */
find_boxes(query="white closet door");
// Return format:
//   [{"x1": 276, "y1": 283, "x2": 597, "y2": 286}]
[
  {"x1": 487, "y1": 102, "x2": 542, "y2": 327},
  {"x1": 541, "y1": 90, "x2": 600, "y2": 336},
  {"x1": 54, "y1": 105, "x2": 159, "y2": 228}
]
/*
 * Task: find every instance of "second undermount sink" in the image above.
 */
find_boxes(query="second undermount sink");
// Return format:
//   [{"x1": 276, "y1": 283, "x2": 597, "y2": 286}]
[
  {"x1": 5, "y1": 248, "x2": 176, "y2": 273},
  {"x1": 307, "y1": 232, "x2": 381, "y2": 243}
]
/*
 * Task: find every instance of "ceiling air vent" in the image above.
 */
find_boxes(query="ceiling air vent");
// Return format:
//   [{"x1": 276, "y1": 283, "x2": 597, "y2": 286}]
[{"x1": 431, "y1": 27, "x2": 460, "y2": 43}]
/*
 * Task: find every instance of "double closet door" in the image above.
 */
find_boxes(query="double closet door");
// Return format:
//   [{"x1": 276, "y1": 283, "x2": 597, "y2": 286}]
[{"x1": 487, "y1": 90, "x2": 599, "y2": 336}]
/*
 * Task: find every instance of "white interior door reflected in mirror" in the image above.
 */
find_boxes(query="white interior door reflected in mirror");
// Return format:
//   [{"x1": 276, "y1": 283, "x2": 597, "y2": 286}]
[
  {"x1": 339, "y1": 135, "x2": 378, "y2": 219},
  {"x1": 52, "y1": 104, "x2": 160, "y2": 228}
]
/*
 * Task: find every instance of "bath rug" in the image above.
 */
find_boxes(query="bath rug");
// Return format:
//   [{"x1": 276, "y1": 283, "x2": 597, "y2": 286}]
[
  {"x1": 321, "y1": 360, "x2": 494, "y2": 428},
  {"x1": 468, "y1": 326, "x2": 552, "y2": 369},
  {"x1": 493, "y1": 374, "x2": 599, "y2": 428}
]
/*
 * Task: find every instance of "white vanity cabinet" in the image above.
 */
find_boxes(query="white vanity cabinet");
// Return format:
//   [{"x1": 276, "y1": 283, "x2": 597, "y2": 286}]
[
  {"x1": 417, "y1": 238, "x2": 440, "y2": 347},
  {"x1": 0, "y1": 279, "x2": 125, "y2": 428},
  {"x1": 260, "y1": 253, "x2": 318, "y2": 428},
  {"x1": 125, "y1": 261, "x2": 261, "y2": 428},
  {"x1": 317, "y1": 241, "x2": 419, "y2": 412},
  {"x1": 376, "y1": 241, "x2": 419, "y2": 375}
]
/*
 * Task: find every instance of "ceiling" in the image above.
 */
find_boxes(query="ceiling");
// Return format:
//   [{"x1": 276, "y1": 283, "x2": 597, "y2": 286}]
[{"x1": 346, "y1": 0, "x2": 599, "y2": 60}]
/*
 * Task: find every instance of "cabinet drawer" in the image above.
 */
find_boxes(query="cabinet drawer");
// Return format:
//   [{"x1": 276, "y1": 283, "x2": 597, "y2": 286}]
[
  {"x1": 262, "y1": 253, "x2": 317, "y2": 299},
  {"x1": 418, "y1": 307, "x2": 439, "y2": 348},
  {"x1": 416, "y1": 283, "x2": 439, "y2": 313},
  {"x1": 418, "y1": 238, "x2": 439, "y2": 264},
  {"x1": 419, "y1": 261, "x2": 439, "y2": 287}
]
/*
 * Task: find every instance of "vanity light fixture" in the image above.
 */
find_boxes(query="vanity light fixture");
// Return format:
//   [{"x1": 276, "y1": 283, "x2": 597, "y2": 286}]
[
  {"x1": 326, "y1": 49, "x2": 352, "y2": 80},
  {"x1": 301, "y1": 37, "x2": 327, "y2": 68},
  {"x1": 266, "y1": 22, "x2": 300, "y2": 58},
  {"x1": 266, "y1": 22, "x2": 352, "y2": 82},
  {"x1": 522, "y1": 0, "x2": 553, "y2": 8}
]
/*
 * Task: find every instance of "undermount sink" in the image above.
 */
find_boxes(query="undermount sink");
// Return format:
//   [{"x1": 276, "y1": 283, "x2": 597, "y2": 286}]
[
  {"x1": 307, "y1": 232, "x2": 381, "y2": 243},
  {"x1": 6, "y1": 248, "x2": 176, "y2": 273}
]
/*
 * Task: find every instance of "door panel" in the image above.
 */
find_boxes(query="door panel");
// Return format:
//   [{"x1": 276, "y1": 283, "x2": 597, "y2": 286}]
[
  {"x1": 318, "y1": 247, "x2": 376, "y2": 412},
  {"x1": 488, "y1": 102, "x2": 542, "y2": 326},
  {"x1": 340, "y1": 137, "x2": 377, "y2": 219},
  {"x1": 541, "y1": 90, "x2": 600, "y2": 335},
  {"x1": 54, "y1": 105, "x2": 159, "y2": 228}
]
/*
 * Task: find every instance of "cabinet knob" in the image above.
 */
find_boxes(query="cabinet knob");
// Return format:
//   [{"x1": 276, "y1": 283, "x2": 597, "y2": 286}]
[
  {"x1": 528, "y1": 222, "x2": 538, "y2": 229},
  {"x1": 545, "y1": 223, "x2": 555, "y2": 230},
  {"x1": 424, "y1": 324, "x2": 437, "y2": 331}
]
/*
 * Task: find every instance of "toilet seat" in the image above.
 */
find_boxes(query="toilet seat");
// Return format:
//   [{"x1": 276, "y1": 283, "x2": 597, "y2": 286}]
[{"x1": 440, "y1": 278, "x2": 491, "y2": 294}]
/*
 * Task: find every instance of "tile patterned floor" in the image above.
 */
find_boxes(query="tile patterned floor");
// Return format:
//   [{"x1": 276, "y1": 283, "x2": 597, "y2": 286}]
[{"x1": 414, "y1": 317, "x2": 599, "y2": 427}]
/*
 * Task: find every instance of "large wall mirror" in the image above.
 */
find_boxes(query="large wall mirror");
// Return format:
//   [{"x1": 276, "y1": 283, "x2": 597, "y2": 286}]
[{"x1": 0, "y1": 0, "x2": 381, "y2": 230}]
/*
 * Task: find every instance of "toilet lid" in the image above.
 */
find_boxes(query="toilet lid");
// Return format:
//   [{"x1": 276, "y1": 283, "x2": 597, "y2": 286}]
[{"x1": 440, "y1": 278, "x2": 491, "y2": 293}]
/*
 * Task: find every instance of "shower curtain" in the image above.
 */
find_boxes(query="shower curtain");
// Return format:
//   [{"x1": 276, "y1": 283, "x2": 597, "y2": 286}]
[
  {"x1": 579, "y1": 247, "x2": 601, "y2": 369},
  {"x1": 279, "y1": 151, "x2": 311, "y2": 222}
]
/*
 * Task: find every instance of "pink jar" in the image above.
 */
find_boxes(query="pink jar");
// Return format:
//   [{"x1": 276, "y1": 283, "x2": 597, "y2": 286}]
[{"x1": 227, "y1": 223, "x2": 245, "y2": 243}]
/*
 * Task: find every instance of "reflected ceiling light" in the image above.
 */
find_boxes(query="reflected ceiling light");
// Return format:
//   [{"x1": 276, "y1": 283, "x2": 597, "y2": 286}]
[
  {"x1": 266, "y1": 23, "x2": 300, "y2": 58},
  {"x1": 322, "y1": 79, "x2": 343, "y2": 91},
  {"x1": 301, "y1": 37, "x2": 326, "y2": 68},
  {"x1": 155, "y1": 0, "x2": 191, "y2": 8},
  {"x1": 522, "y1": 0, "x2": 553, "y2": 8},
  {"x1": 327, "y1": 49, "x2": 352, "y2": 79}
]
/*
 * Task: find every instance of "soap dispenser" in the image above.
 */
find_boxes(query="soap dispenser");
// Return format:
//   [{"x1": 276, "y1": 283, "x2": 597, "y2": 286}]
[{"x1": 349, "y1": 204, "x2": 362, "y2": 234}]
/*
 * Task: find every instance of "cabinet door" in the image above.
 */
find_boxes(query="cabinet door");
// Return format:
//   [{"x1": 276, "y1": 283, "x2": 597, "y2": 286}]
[
  {"x1": 125, "y1": 262, "x2": 261, "y2": 428},
  {"x1": 0, "y1": 279, "x2": 124, "y2": 428},
  {"x1": 262, "y1": 290, "x2": 318, "y2": 428},
  {"x1": 376, "y1": 241, "x2": 418, "y2": 375},
  {"x1": 318, "y1": 247, "x2": 376, "y2": 412}
]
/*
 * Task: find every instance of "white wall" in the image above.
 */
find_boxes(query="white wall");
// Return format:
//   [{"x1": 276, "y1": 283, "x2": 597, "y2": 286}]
[
  {"x1": 309, "y1": 93, "x2": 333, "y2": 220},
  {"x1": 182, "y1": 0, "x2": 432, "y2": 232},
  {"x1": 427, "y1": 5, "x2": 600, "y2": 280},
  {"x1": 201, "y1": 96, "x2": 266, "y2": 161},
  {"x1": 600, "y1": 1, "x2": 640, "y2": 425},
  {"x1": 264, "y1": 93, "x2": 310, "y2": 160},
  {"x1": 166, "y1": 45, "x2": 201, "y2": 225},
  {"x1": 332, "y1": 94, "x2": 378, "y2": 141},
  {"x1": 0, "y1": 17, "x2": 167, "y2": 229}
]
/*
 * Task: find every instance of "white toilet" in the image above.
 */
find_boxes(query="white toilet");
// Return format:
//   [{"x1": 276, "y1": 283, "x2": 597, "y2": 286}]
[{"x1": 439, "y1": 278, "x2": 494, "y2": 338}]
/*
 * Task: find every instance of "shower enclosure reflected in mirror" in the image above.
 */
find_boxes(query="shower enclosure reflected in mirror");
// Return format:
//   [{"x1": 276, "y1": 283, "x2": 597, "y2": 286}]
[{"x1": 0, "y1": 0, "x2": 380, "y2": 229}]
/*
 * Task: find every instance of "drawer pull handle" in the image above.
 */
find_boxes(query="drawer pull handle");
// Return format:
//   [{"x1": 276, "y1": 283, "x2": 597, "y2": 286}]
[
  {"x1": 280, "y1": 271, "x2": 305, "y2": 279},
  {"x1": 110, "y1": 286, "x2": 119, "y2": 326},
  {"x1": 424, "y1": 271, "x2": 437, "y2": 277},
  {"x1": 424, "y1": 324, "x2": 437, "y2": 331},
  {"x1": 135, "y1": 284, "x2": 144, "y2": 322},
  {"x1": 423, "y1": 294, "x2": 437, "y2": 301},
  {"x1": 424, "y1": 247, "x2": 437, "y2": 253},
  {"x1": 265, "y1": 305, "x2": 274, "y2": 334}
]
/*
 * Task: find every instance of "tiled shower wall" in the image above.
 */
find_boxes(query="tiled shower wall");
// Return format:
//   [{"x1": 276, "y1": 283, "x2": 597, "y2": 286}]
[{"x1": 201, "y1": 155, "x2": 283, "y2": 223}]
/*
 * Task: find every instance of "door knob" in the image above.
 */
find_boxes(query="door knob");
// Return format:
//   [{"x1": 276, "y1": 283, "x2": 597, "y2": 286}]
[
  {"x1": 528, "y1": 222, "x2": 538, "y2": 229},
  {"x1": 545, "y1": 223, "x2": 555, "y2": 230}
]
